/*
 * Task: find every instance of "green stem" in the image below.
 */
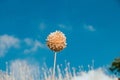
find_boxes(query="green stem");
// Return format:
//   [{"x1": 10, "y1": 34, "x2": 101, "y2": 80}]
[{"x1": 52, "y1": 52, "x2": 57, "y2": 80}]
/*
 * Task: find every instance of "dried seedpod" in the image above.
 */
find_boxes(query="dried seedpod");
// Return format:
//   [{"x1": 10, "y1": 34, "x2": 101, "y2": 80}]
[
  {"x1": 46, "y1": 30, "x2": 67, "y2": 52},
  {"x1": 46, "y1": 30, "x2": 67, "y2": 80}
]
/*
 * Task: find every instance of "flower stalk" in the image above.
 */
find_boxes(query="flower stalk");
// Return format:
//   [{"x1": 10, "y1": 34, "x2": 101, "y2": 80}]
[
  {"x1": 46, "y1": 30, "x2": 67, "y2": 80},
  {"x1": 52, "y1": 52, "x2": 57, "y2": 80}
]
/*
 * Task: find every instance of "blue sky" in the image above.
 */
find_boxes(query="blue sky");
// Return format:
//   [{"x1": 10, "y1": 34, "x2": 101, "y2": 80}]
[{"x1": 0, "y1": 0, "x2": 120, "y2": 70}]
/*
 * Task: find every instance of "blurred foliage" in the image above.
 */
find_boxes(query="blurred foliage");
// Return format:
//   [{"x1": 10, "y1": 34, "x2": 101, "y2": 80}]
[{"x1": 109, "y1": 57, "x2": 120, "y2": 78}]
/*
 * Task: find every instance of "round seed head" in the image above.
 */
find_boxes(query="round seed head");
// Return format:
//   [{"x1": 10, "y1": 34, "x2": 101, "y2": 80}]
[{"x1": 46, "y1": 30, "x2": 67, "y2": 52}]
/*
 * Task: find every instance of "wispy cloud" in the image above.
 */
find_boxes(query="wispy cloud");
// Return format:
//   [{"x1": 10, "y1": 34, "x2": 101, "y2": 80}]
[
  {"x1": 58, "y1": 24, "x2": 72, "y2": 31},
  {"x1": 0, "y1": 35, "x2": 20, "y2": 57},
  {"x1": 0, "y1": 35, "x2": 46, "y2": 57},
  {"x1": 84, "y1": 25, "x2": 96, "y2": 32},
  {"x1": 24, "y1": 38, "x2": 33, "y2": 46},
  {"x1": 39, "y1": 22, "x2": 46, "y2": 31},
  {"x1": 24, "y1": 39, "x2": 46, "y2": 54}
]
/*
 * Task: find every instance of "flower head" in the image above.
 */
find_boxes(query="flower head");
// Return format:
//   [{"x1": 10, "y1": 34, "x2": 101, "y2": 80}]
[{"x1": 46, "y1": 30, "x2": 67, "y2": 52}]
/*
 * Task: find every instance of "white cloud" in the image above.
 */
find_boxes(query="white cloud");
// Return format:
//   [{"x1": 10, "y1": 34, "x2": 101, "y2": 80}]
[
  {"x1": 24, "y1": 39, "x2": 46, "y2": 54},
  {"x1": 58, "y1": 24, "x2": 72, "y2": 31},
  {"x1": 0, "y1": 60, "x2": 40, "y2": 80},
  {"x1": 0, "y1": 62, "x2": 118, "y2": 80},
  {"x1": 0, "y1": 35, "x2": 20, "y2": 57},
  {"x1": 0, "y1": 34, "x2": 46, "y2": 56},
  {"x1": 24, "y1": 38, "x2": 33, "y2": 46},
  {"x1": 72, "y1": 68, "x2": 117, "y2": 80},
  {"x1": 10, "y1": 60, "x2": 40, "y2": 80},
  {"x1": 84, "y1": 25, "x2": 96, "y2": 32}
]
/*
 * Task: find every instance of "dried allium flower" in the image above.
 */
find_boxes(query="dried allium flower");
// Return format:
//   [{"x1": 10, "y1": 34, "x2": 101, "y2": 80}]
[{"x1": 46, "y1": 30, "x2": 67, "y2": 52}]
